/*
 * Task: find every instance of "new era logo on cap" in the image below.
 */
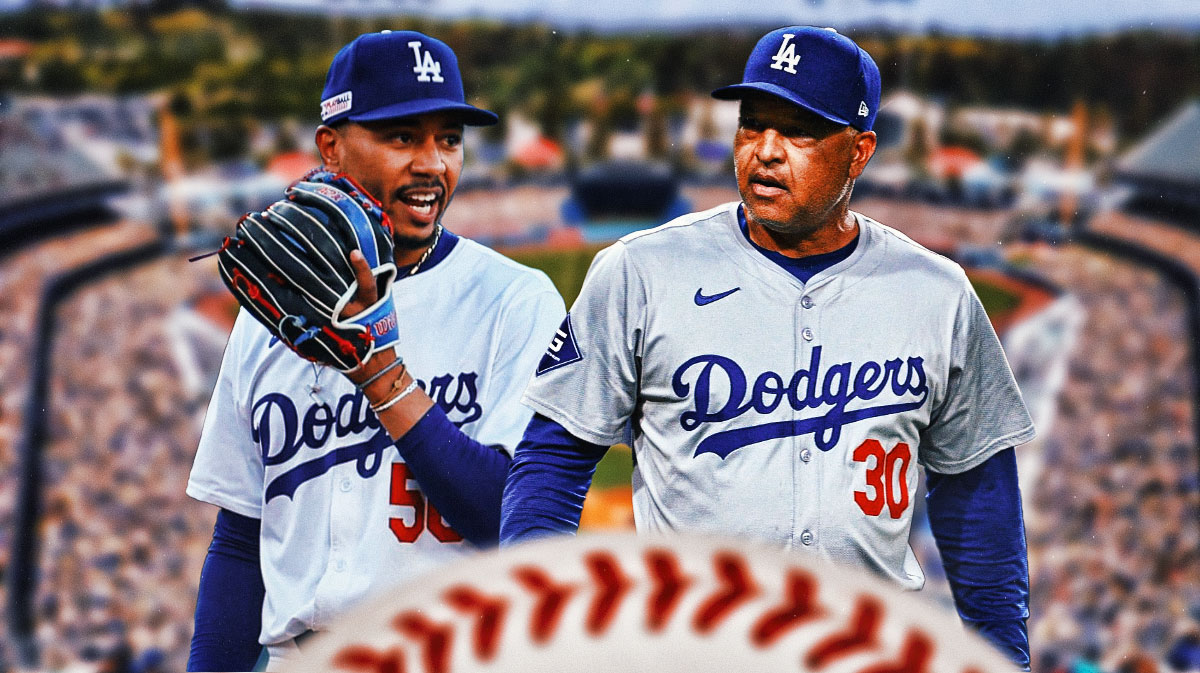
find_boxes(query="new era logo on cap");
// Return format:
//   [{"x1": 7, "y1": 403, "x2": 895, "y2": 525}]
[{"x1": 712, "y1": 26, "x2": 881, "y2": 132}]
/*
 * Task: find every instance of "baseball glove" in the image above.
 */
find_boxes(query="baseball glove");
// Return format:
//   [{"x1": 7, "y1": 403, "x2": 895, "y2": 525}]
[{"x1": 215, "y1": 170, "x2": 400, "y2": 372}]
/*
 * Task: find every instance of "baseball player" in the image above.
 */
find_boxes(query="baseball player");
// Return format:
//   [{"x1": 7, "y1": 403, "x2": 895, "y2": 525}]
[
  {"x1": 186, "y1": 31, "x2": 564, "y2": 671},
  {"x1": 501, "y1": 27, "x2": 1036, "y2": 668}
]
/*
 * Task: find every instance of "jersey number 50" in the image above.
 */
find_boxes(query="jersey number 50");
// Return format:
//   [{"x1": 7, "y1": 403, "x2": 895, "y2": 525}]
[
  {"x1": 389, "y1": 463, "x2": 463, "y2": 543},
  {"x1": 852, "y1": 439, "x2": 911, "y2": 519}
]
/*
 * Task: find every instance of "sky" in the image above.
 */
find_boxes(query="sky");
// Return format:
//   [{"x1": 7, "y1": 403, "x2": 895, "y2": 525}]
[
  {"x1": 224, "y1": 0, "x2": 1200, "y2": 36},
  {"x1": 4, "y1": 0, "x2": 1199, "y2": 34}
]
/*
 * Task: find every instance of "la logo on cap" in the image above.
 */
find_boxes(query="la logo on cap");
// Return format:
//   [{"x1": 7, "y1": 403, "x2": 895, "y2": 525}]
[
  {"x1": 769, "y1": 33, "x2": 801, "y2": 74},
  {"x1": 408, "y1": 40, "x2": 444, "y2": 83}
]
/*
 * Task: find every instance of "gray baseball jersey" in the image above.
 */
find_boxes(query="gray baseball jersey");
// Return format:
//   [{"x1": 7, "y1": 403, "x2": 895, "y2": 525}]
[
  {"x1": 188, "y1": 235, "x2": 565, "y2": 645},
  {"x1": 522, "y1": 202, "x2": 1035, "y2": 590}
]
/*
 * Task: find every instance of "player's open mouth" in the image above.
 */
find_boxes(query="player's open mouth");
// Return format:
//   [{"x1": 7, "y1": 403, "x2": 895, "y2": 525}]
[
  {"x1": 749, "y1": 175, "x2": 787, "y2": 197},
  {"x1": 398, "y1": 190, "x2": 442, "y2": 224}
]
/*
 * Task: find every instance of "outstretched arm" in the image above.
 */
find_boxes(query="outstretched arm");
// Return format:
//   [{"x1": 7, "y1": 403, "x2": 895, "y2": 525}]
[{"x1": 925, "y1": 448, "x2": 1030, "y2": 670}]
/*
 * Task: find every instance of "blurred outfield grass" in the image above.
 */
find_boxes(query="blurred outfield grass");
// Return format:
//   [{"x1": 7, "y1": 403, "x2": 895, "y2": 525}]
[
  {"x1": 503, "y1": 243, "x2": 610, "y2": 308},
  {"x1": 971, "y1": 277, "x2": 1023, "y2": 316}
]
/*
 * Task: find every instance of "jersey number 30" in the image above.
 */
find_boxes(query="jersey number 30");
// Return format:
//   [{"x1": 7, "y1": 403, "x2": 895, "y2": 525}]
[
  {"x1": 389, "y1": 463, "x2": 463, "y2": 543},
  {"x1": 852, "y1": 439, "x2": 911, "y2": 519}
]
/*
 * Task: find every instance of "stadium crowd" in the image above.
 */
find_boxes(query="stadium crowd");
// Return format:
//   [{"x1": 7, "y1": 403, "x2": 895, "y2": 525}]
[
  {"x1": 1016, "y1": 242, "x2": 1200, "y2": 672},
  {"x1": 0, "y1": 199, "x2": 1197, "y2": 672},
  {"x1": 1, "y1": 233, "x2": 222, "y2": 672}
]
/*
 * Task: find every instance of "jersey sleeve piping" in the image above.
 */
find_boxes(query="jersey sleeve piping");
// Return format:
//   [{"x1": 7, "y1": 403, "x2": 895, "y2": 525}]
[
  {"x1": 921, "y1": 423, "x2": 1036, "y2": 475},
  {"x1": 520, "y1": 394, "x2": 623, "y2": 447},
  {"x1": 185, "y1": 482, "x2": 263, "y2": 520}
]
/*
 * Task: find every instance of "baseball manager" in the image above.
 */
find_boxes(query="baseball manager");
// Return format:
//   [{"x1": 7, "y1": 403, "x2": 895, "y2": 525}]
[{"x1": 501, "y1": 26, "x2": 1036, "y2": 669}]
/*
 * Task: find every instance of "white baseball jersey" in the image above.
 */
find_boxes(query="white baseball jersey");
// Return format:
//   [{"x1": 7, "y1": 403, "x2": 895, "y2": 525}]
[
  {"x1": 188, "y1": 234, "x2": 565, "y2": 645},
  {"x1": 522, "y1": 202, "x2": 1035, "y2": 590}
]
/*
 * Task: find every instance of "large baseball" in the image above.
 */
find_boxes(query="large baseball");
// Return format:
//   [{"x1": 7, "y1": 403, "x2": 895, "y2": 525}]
[{"x1": 287, "y1": 533, "x2": 1017, "y2": 673}]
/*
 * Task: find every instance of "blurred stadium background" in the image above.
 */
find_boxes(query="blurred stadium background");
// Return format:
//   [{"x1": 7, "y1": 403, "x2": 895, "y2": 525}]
[{"x1": 1, "y1": 1, "x2": 1199, "y2": 671}]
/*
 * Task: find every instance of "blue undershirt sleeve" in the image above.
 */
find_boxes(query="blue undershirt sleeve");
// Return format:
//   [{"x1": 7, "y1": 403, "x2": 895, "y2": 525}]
[
  {"x1": 187, "y1": 508, "x2": 265, "y2": 672},
  {"x1": 500, "y1": 413, "x2": 610, "y2": 546},
  {"x1": 391, "y1": 404, "x2": 513, "y2": 547},
  {"x1": 925, "y1": 447, "x2": 1030, "y2": 670}
]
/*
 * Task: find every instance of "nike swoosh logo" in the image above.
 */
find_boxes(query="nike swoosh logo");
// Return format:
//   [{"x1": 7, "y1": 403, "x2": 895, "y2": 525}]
[{"x1": 694, "y1": 287, "x2": 741, "y2": 306}]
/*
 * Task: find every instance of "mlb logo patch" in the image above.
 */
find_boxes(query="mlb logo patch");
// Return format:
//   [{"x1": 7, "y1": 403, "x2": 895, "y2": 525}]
[
  {"x1": 536, "y1": 314, "x2": 583, "y2": 376},
  {"x1": 321, "y1": 91, "x2": 353, "y2": 121}
]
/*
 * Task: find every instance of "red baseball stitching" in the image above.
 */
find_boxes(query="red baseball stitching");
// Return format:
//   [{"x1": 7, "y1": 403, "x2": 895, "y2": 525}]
[
  {"x1": 392, "y1": 613, "x2": 453, "y2": 673},
  {"x1": 583, "y1": 551, "x2": 634, "y2": 636},
  {"x1": 443, "y1": 586, "x2": 508, "y2": 661},
  {"x1": 645, "y1": 547, "x2": 691, "y2": 632},
  {"x1": 693, "y1": 551, "x2": 760, "y2": 634},
  {"x1": 510, "y1": 566, "x2": 576, "y2": 644},
  {"x1": 750, "y1": 569, "x2": 825, "y2": 647},
  {"x1": 328, "y1": 548, "x2": 996, "y2": 673},
  {"x1": 332, "y1": 644, "x2": 407, "y2": 673},
  {"x1": 805, "y1": 595, "x2": 884, "y2": 667}
]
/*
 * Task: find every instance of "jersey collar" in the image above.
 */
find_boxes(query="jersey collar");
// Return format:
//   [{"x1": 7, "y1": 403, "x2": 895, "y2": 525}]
[
  {"x1": 736, "y1": 205, "x2": 860, "y2": 283},
  {"x1": 396, "y1": 227, "x2": 459, "y2": 277},
  {"x1": 725, "y1": 203, "x2": 878, "y2": 292}
]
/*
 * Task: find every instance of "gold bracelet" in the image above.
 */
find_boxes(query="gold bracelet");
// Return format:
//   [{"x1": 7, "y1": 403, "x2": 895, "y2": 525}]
[{"x1": 370, "y1": 378, "x2": 420, "y2": 414}]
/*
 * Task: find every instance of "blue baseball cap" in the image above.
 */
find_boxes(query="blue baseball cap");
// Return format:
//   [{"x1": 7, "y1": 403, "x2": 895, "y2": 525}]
[
  {"x1": 320, "y1": 30, "x2": 498, "y2": 127},
  {"x1": 713, "y1": 26, "x2": 880, "y2": 132}
]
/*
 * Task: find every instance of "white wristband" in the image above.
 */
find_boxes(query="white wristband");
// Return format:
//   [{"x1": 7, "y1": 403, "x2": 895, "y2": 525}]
[{"x1": 370, "y1": 378, "x2": 420, "y2": 414}]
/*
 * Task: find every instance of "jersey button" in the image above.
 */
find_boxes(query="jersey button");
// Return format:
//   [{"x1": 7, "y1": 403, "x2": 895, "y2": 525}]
[
  {"x1": 801, "y1": 328, "x2": 814, "y2": 341},
  {"x1": 340, "y1": 479, "x2": 352, "y2": 492},
  {"x1": 800, "y1": 530, "x2": 814, "y2": 546},
  {"x1": 799, "y1": 448, "x2": 812, "y2": 463},
  {"x1": 801, "y1": 296, "x2": 814, "y2": 309},
  {"x1": 335, "y1": 560, "x2": 347, "y2": 572}
]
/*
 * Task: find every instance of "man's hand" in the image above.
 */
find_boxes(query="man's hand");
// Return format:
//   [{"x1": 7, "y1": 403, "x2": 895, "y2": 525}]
[
  {"x1": 216, "y1": 171, "x2": 400, "y2": 372},
  {"x1": 341, "y1": 249, "x2": 398, "y2": 390},
  {"x1": 341, "y1": 250, "x2": 381, "y2": 319},
  {"x1": 341, "y1": 248, "x2": 435, "y2": 431}
]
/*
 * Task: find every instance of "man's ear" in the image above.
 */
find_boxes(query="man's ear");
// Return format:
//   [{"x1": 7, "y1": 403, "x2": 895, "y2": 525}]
[
  {"x1": 315, "y1": 125, "x2": 342, "y2": 172},
  {"x1": 848, "y1": 130, "x2": 877, "y2": 180}
]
